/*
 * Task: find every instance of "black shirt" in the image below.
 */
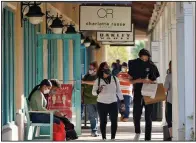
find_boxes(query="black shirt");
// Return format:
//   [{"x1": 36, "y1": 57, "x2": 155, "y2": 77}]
[{"x1": 128, "y1": 58, "x2": 160, "y2": 92}]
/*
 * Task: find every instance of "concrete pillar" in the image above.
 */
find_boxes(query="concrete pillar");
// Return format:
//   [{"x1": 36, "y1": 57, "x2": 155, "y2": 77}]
[
  {"x1": 171, "y1": 2, "x2": 185, "y2": 140},
  {"x1": 164, "y1": 5, "x2": 169, "y2": 73},
  {"x1": 15, "y1": 2, "x2": 24, "y2": 111},
  {"x1": 183, "y1": 2, "x2": 195, "y2": 140},
  {"x1": 168, "y1": 3, "x2": 172, "y2": 61},
  {"x1": 193, "y1": 2, "x2": 196, "y2": 140},
  {"x1": 40, "y1": 3, "x2": 47, "y2": 79}
]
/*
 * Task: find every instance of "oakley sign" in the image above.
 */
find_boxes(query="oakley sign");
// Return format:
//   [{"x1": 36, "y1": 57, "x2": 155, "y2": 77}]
[{"x1": 79, "y1": 6, "x2": 132, "y2": 31}]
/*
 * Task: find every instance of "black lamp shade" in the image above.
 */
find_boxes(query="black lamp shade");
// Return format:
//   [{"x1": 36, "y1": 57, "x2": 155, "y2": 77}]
[
  {"x1": 90, "y1": 40, "x2": 97, "y2": 48},
  {"x1": 66, "y1": 25, "x2": 77, "y2": 34},
  {"x1": 50, "y1": 17, "x2": 64, "y2": 28},
  {"x1": 80, "y1": 32, "x2": 85, "y2": 40},
  {"x1": 25, "y1": 4, "x2": 44, "y2": 17},
  {"x1": 95, "y1": 43, "x2": 101, "y2": 49}
]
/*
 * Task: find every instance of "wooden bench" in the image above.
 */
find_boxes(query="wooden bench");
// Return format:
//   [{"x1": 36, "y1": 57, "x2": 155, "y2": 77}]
[{"x1": 24, "y1": 97, "x2": 54, "y2": 141}]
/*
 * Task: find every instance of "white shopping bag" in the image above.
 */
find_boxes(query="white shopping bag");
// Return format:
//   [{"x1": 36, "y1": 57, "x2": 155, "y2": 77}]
[{"x1": 141, "y1": 83, "x2": 158, "y2": 99}]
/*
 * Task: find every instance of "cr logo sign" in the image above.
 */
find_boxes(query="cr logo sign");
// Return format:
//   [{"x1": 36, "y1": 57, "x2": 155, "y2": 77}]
[{"x1": 97, "y1": 8, "x2": 113, "y2": 18}]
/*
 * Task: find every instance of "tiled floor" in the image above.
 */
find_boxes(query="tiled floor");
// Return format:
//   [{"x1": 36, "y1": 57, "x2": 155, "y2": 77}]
[{"x1": 76, "y1": 108, "x2": 163, "y2": 141}]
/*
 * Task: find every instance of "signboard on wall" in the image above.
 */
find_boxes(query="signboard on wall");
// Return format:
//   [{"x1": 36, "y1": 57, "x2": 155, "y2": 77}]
[
  {"x1": 97, "y1": 24, "x2": 134, "y2": 42},
  {"x1": 151, "y1": 41, "x2": 159, "y2": 63},
  {"x1": 47, "y1": 84, "x2": 73, "y2": 119},
  {"x1": 102, "y1": 41, "x2": 135, "y2": 46},
  {"x1": 79, "y1": 6, "x2": 132, "y2": 31}
]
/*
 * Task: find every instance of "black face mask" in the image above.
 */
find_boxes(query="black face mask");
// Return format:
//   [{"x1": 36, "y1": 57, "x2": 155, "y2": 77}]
[{"x1": 103, "y1": 69, "x2": 111, "y2": 75}]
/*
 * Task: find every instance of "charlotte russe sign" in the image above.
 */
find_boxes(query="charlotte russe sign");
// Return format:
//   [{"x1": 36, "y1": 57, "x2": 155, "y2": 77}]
[
  {"x1": 97, "y1": 24, "x2": 134, "y2": 42},
  {"x1": 79, "y1": 6, "x2": 132, "y2": 31}
]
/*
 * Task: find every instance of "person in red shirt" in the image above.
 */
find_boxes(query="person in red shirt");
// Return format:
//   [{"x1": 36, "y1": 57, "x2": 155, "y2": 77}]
[{"x1": 117, "y1": 62, "x2": 133, "y2": 122}]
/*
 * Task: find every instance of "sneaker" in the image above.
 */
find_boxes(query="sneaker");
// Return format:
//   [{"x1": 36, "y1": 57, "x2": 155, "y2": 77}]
[
  {"x1": 91, "y1": 132, "x2": 99, "y2": 137},
  {"x1": 122, "y1": 118, "x2": 129, "y2": 122},
  {"x1": 120, "y1": 116, "x2": 124, "y2": 121},
  {"x1": 133, "y1": 134, "x2": 140, "y2": 141}
]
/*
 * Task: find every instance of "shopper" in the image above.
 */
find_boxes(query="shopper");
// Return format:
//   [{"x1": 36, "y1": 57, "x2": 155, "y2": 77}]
[
  {"x1": 92, "y1": 62, "x2": 125, "y2": 140},
  {"x1": 82, "y1": 61, "x2": 99, "y2": 137},
  {"x1": 128, "y1": 49, "x2": 160, "y2": 141}
]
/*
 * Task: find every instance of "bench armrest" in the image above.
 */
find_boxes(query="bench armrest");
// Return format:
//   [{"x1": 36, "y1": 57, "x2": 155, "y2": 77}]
[{"x1": 29, "y1": 110, "x2": 54, "y2": 114}]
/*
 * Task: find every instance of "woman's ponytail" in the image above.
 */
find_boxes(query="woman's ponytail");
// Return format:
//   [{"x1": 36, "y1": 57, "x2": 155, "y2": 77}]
[{"x1": 28, "y1": 84, "x2": 41, "y2": 101}]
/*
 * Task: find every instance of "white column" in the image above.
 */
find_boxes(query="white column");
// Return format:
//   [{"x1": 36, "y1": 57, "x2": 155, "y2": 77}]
[
  {"x1": 159, "y1": 14, "x2": 164, "y2": 82},
  {"x1": 164, "y1": 5, "x2": 169, "y2": 73},
  {"x1": 168, "y1": 3, "x2": 172, "y2": 61},
  {"x1": 183, "y1": 2, "x2": 195, "y2": 140},
  {"x1": 171, "y1": 2, "x2": 185, "y2": 141},
  {"x1": 193, "y1": 2, "x2": 196, "y2": 140}
]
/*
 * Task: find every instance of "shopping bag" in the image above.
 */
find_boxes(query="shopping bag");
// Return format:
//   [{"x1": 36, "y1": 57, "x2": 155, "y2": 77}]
[
  {"x1": 53, "y1": 121, "x2": 66, "y2": 141},
  {"x1": 143, "y1": 83, "x2": 166, "y2": 105},
  {"x1": 141, "y1": 83, "x2": 158, "y2": 98}
]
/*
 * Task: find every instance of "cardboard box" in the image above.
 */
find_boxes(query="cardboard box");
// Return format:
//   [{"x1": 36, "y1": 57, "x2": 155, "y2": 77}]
[{"x1": 143, "y1": 83, "x2": 166, "y2": 105}]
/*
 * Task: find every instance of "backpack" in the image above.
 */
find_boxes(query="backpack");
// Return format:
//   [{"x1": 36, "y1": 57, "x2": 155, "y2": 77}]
[{"x1": 98, "y1": 75, "x2": 117, "y2": 87}]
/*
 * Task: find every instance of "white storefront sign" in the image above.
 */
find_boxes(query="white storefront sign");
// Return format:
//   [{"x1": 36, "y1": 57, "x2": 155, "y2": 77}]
[
  {"x1": 79, "y1": 6, "x2": 132, "y2": 31},
  {"x1": 97, "y1": 24, "x2": 134, "y2": 42},
  {"x1": 102, "y1": 41, "x2": 135, "y2": 46}
]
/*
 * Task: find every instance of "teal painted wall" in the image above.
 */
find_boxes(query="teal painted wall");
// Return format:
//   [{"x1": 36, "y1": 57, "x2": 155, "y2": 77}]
[
  {"x1": 47, "y1": 30, "x2": 58, "y2": 79},
  {"x1": 2, "y1": 8, "x2": 15, "y2": 125},
  {"x1": 23, "y1": 20, "x2": 41, "y2": 97}
]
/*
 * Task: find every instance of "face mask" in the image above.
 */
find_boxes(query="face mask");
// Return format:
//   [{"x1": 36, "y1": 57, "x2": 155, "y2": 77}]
[
  {"x1": 103, "y1": 69, "x2": 111, "y2": 75},
  {"x1": 43, "y1": 89, "x2": 50, "y2": 94},
  {"x1": 89, "y1": 70, "x2": 95, "y2": 75},
  {"x1": 122, "y1": 68, "x2": 126, "y2": 72},
  {"x1": 50, "y1": 89, "x2": 56, "y2": 95}
]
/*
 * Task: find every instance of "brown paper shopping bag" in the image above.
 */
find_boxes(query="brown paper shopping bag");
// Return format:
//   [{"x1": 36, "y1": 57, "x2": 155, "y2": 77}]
[{"x1": 143, "y1": 83, "x2": 166, "y2": 105}]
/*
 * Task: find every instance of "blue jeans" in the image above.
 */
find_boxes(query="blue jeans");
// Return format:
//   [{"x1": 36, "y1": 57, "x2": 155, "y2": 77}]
[
  {"x1": 119, "y1": 95, "x2": 131, "y2": 118},
  {"x1": 30, "y1": 113, "x2": 61, "y2": 124},
  {"x1": 86, "y1": 104, "x2": 98, "y2": 133}
]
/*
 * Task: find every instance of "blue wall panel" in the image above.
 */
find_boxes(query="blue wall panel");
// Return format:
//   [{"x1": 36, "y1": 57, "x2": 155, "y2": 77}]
[
  {"x1": 47, "y1": 30, "x2": 58, "y2": 79},
  {"x1": 23, "y1": 20, "x2": 40, "y2": 96},
  {"x1": 2, "y1": 8, "x2": 15, "y2": 125}
]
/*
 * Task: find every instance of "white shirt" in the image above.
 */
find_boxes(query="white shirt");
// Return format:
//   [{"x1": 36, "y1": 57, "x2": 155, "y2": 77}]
[
  {"x1": 164, "y1": 73, "x2": 172, "y2": 104},
  {"x1": 92, "y1": 76, "x2": 124, "y2": 104}
]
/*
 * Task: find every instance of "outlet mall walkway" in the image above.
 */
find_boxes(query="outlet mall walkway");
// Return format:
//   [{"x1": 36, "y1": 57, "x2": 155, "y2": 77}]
[{"x1": 1, "y1": 1, "x2": 195, "y2": 141}]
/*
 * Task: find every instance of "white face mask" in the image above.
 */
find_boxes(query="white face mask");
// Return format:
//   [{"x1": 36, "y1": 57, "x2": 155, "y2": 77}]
[
  {"x1": 43, "y1": 89, "x2": 50, "y2": 94},
  {"x1": 89, "y1": 70, "x2": 95, "y2": 75},
  {"x1": 122, "y1": 68, "x2": 126, "y2": 72}
]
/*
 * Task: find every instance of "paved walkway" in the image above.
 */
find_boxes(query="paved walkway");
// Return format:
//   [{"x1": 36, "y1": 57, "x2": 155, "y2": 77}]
[{"x1": 76, "y1": 108, "x2": 163, "y2": 141}]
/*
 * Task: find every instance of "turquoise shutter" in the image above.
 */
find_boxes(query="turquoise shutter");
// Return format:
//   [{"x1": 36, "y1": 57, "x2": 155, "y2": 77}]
[
  {"x1": 47, "y1": 30, "x2": 58, "y2": 79},
  {"x1": 2, "y1": 8, "x2": 15, "y2": 125},
  {"x1": 23, "y1": 20, "x2": 41, "y2": 97}
]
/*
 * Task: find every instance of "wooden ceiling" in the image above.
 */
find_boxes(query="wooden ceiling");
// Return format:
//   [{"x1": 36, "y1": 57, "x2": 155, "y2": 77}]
[
  {"x1": 81, "y1": 2, "x2": 156, "y2": 32},
  {"x1": 51, "y1": 2, "x2": 156, "y2": 34}
]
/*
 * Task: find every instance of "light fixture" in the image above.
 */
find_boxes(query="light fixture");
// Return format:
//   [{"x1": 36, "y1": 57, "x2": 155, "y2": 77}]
[
  {"x1": 65, "y1": 24, "x2": 77, "y2": 34},
  {"x1": 80, "y1": 32, "x2": 85, "y2": 44},
  {"x1": 95, "y1": 43, "x2": 101, "y2": 49},
  {"x1": 21, "y1": 2, "x2": 44, "y2": 27},
  {"x1": 46, "y1": 11, "x2": 65, "y2": 34},
  {"x1": 90, "y1": 40, "x2": 97, "y2": 49},
  {"x1": 83, "y1": 37, "x2": 91, "y2": 47}
]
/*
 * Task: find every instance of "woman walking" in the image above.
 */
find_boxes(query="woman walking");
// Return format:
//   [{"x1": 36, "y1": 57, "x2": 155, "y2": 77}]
[
  {"x1": 92, "y1": 62, "x2": 125, "y2": 140},
  {"x1": 164, "y1": 61, "x2": 172, "y2": 141}
]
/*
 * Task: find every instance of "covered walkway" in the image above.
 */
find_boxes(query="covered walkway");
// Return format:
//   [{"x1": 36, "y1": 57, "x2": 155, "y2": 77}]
[
  {"x1": 1, "y1": 1, "x2": 195, "y2": 141},
  {"x1": 77, "y1": 108, "x2": 163, "y2": 141}
]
